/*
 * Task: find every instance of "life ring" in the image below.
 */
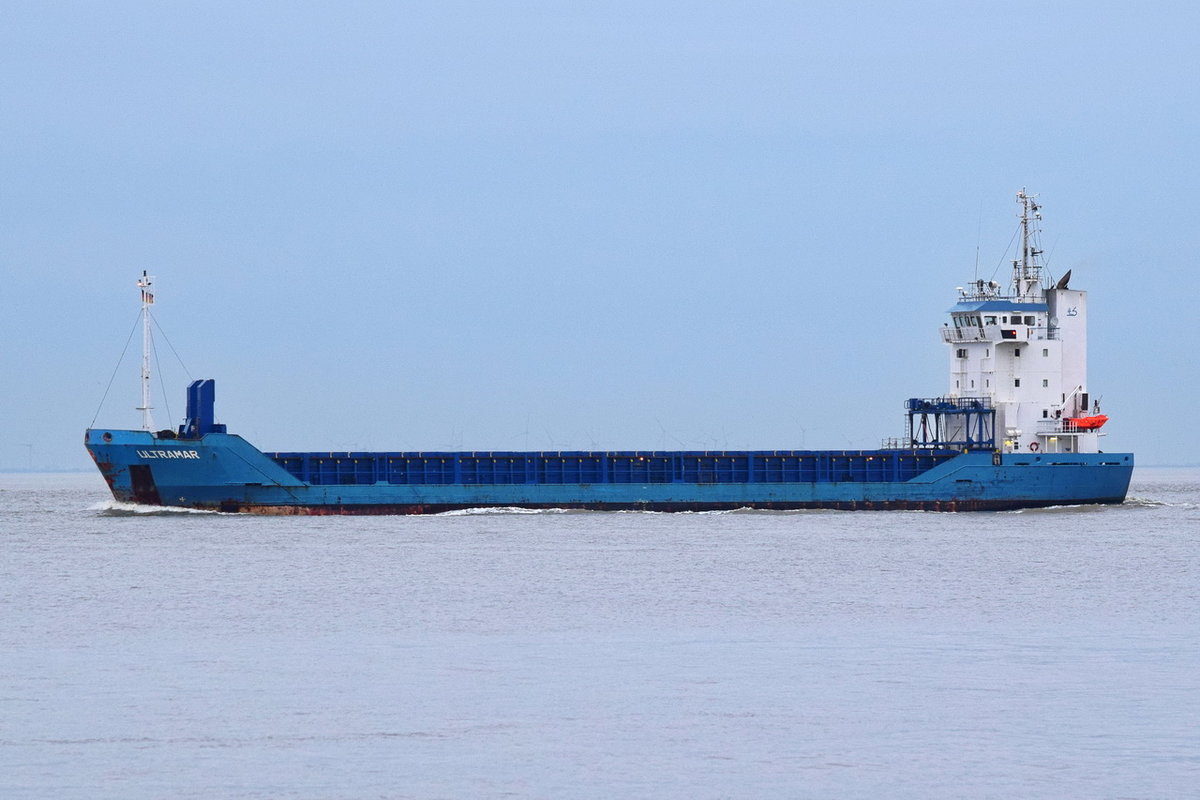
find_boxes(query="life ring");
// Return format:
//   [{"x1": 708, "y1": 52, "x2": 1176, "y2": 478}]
[{"x1": 1029, "y1": 442, "x2": 1039, "y2": 452}]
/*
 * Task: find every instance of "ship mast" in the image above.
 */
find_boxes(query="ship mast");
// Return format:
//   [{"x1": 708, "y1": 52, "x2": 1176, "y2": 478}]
[
  {"x1": 136, "y1": 271, "x2": 156, "y2": 431},
  {"x1": 1013, "y1": 189, "x2": 1044, "y2": 300}
]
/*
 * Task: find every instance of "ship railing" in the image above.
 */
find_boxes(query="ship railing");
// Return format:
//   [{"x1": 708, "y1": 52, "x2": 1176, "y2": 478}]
[
  {"x1": 940, "y1": 326, "x2": 1059, "y2": 344},
  {"x1": 882, "y1": 436, "x2": 983, "y2": 451},
  {"x1": 940, "y1": 327, "x2": 989, "y2": 343},
  {"x1": 906, "y1": 396, "x2": 993, "y2": 412},
  {"x1": 1036, "y1": 419, "x2": 1093, "y2": 435},
  {"x1": 1022, "y1": 326, "x2": 1059, "y2": 341}
]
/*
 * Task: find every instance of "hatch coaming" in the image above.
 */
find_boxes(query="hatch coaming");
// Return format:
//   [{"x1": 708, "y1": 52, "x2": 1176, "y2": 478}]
[{"x1": 267, "y1": 449, "x2": 960, "y2": 487}]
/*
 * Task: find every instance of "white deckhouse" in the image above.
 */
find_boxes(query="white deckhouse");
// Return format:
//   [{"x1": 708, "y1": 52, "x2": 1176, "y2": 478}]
[{"x1": 940, "y1": 190, "x2": 1105, "y2": 455}]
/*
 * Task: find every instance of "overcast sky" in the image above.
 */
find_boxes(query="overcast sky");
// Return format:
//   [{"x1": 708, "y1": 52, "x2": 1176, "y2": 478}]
[{"x1": 2, "y1": 0, "x2": 1197, "y2": 470}]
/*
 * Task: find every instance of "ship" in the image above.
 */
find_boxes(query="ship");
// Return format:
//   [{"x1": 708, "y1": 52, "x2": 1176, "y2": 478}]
[{"x1": 86, "y1": 191, "x2": 1133, "y2": 513}]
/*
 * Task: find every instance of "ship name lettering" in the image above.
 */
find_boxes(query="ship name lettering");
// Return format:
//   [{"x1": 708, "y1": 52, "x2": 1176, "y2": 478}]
[{"x1": 136, "y1": 449, "x2": 201, "y2": 460}]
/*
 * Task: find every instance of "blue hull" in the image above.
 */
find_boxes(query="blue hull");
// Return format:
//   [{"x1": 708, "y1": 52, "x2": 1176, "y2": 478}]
[{"x1": 85, "y1": 429, "x2": 1134, "y2": 514}]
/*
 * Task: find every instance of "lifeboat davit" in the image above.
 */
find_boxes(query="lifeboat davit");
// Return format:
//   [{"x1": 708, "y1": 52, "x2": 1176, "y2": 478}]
[{"x1": 1066, "y1": 414, "x2": 1109, "y2": 430}]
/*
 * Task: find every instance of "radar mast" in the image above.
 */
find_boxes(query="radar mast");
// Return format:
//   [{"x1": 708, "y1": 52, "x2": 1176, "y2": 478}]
[{"x1": 1013, "y1": 189, "x2": 1045, "y2": 300}]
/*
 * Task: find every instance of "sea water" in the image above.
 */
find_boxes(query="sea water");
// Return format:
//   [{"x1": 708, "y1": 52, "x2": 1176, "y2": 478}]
[{"x1": 2, "y1": 469, "x2": 1197, "y2": 798}]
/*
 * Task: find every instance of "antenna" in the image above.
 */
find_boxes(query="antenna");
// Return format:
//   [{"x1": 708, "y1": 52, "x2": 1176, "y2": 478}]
[
  {"x1": 1014, "y1": 189, "x2": 1045, "y2": 300},
  {"x1": 974, "y1": 200, "x2": 983, "y2": 280},
  {"x1": 136, "y1": 271, "x2": 156, "y2": 431}
]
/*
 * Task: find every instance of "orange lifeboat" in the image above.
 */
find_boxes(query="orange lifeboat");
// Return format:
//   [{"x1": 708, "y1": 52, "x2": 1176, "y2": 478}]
[{"x1": 1066, "y1": 415, "x2": 1109, "y2": 430}]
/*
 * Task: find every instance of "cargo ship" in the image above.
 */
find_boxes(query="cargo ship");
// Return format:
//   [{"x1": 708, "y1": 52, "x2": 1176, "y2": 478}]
[{"x1": 86, "y1": 191, "x2": 1133, "y2": 513}]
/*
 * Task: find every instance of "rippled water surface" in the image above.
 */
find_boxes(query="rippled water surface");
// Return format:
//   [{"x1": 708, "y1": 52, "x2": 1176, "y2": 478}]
[{"x1": 2, "y1": 469, "x2": 1197, "y2": 798}]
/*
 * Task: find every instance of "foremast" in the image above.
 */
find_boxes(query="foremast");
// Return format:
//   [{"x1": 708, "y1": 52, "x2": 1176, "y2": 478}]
[{"x1": 136, "y1": 271, "x2": 156, "y2": 431}]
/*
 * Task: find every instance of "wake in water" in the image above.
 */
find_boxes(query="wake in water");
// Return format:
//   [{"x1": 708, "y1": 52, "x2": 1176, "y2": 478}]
[
  {"x1": 436, "y1": 507, "x2": 817, "y2": 516},
  {"x1": 436, "y1": 507, "x2": 759, "y2": 516},
  {"x1": 1120, "y1": 496, "x2": 1200, "y2": 510},
  {"x1": 1006, "y1": 503, "x2": 1113, "y2": 514},
  {"x1": 88, "y1": 497, "x2": 1189, "y2": 517},
  {"x1": 91, "y1": 499, "x2": 220, "y2": 516},
  {"x1": 436, "y1": 506, "x2": 572, "y2": 516},
  {"x1": 1123, "y1": 496, "x2": 1169, "y2": 508},
  {"x1": 1007, "y1": 496, "x2": 1199, "y2": 513}
]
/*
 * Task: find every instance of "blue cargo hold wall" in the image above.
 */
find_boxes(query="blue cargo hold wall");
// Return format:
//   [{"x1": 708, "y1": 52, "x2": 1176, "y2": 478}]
[{"x1": 267, "y1": 450, "x2": 959, "y2": 487}]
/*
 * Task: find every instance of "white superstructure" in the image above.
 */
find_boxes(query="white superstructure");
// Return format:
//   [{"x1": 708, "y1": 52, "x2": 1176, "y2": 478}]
[{"x1": 940, "y1": 190, "x2": 1104, "y2": 454}]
